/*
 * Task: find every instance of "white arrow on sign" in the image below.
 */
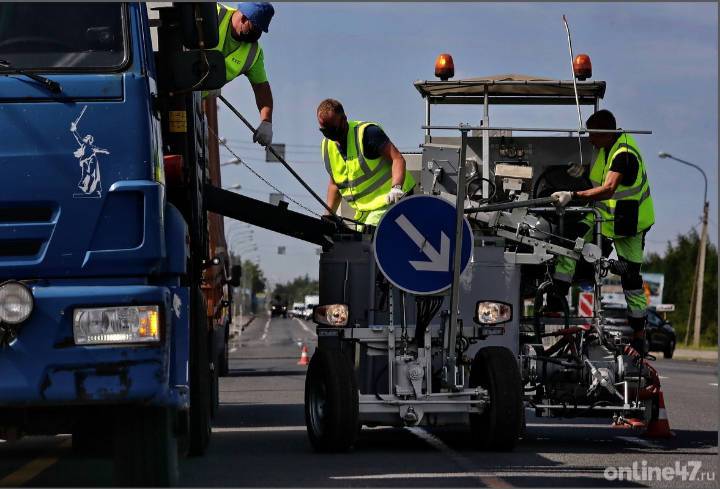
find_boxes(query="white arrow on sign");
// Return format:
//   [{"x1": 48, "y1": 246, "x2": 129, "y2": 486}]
[{"x1": 395, "y1": 214, "x2": 450, "y2": 272}]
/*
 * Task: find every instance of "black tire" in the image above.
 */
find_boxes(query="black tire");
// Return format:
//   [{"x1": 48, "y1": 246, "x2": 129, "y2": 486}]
[
  {"x1": 664, "y1": 340, "x2": 675, "y2": 359},
  {"x1": 219, "y1": 327, "x2": 230, "y2": 377},
  {"x1": 304, "y1": 348, "x2": 359, "y2": 452},
  {"x1": 469, "y1": 346, "x2": 523, "y2": 451},
  {"x1": 113, "y1": 407, "x2": 179, "y2": 487},
  {"x1": 188, "y1": 293, "x2": 212, "y2": 456}
]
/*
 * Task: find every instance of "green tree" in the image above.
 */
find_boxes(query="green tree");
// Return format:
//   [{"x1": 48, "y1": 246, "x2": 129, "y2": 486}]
[
  {"x1": 272, "y1": 274, "x2": 319, "y2": 305},
  {"x1": 229, "y1": 253, "x2": 266, "y2": 313},
  {"x1": 645, "y1": 229, "x2": 718, "y2": 346}
]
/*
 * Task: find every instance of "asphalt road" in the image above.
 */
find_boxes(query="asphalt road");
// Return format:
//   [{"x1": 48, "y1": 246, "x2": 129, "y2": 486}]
[{"x1": 0, "y1": 314, "x2": 717, "y2": 487}]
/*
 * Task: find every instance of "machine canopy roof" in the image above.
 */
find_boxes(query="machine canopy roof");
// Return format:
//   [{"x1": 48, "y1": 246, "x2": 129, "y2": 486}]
[{"x1": 414, "y1": 74, "x2": 606, "y2": 105}]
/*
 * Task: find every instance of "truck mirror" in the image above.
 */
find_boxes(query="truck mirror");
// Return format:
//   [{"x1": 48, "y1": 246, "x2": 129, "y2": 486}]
[
  {"x1": 170, "y1": 49, "x2": 226, "y2": 91},
  {"x1": 228, "y1": 264, "x2": 242, "y2": 287},
  {"x1": 178, "y1": 3, "x2": 219, "y2": 50}
]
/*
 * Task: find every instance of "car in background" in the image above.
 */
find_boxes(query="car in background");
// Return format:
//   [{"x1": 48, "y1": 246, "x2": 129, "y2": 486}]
[
  {"x1": 270, "y1": 294, "x2": 288, "y2": 318},
  {"x1": 303, "y1": 304, "x2": 316, "y2": 321},
  {"x1": 288, "y1": 302, "x2": 305, "y2": 319},
  {"x1": 647, "y1": 307, "x2": 677, "y2": 359},
  {"x1": 600, "y1": 303, "x2": 677, "y2": 358}
]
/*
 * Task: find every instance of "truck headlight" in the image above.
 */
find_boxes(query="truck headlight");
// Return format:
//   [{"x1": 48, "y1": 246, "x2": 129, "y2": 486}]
[
  {"x1": 73, "y1": 305, "x2": 160, "y2": 345},
  {"x1": 313, "y1": 304, "x2": 348, "y2": 327},
  {"x1": 0, "y1": 281, "x2": 34, "y2": 325},
  {"x1": 474, "y1": 301, "x2": 512, "y2": 325}
]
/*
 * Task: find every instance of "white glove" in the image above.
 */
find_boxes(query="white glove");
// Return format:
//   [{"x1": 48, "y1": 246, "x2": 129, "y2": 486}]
[
  {"x1": 567, "y1": 162, "x2": 585, "y2": 178},
  {"x1": 253, "y1": 120, "x2": 273, "y2": 146},
  {"x1": 551, "y1": 191, "x2": 573, "y2": 207},
  {"x1": 386, "y1": 185, "x2": 404, "y2": 204}
]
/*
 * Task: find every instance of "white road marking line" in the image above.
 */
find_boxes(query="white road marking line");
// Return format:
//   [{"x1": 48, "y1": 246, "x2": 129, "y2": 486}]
[
  {"x1": 616, "y1": 435, "x2": 662, "y2": 449},
  {"x1": 294, "y1": 317, "x2": 317, "y2": 337},
  {"x1": 212, "y1": 426, "x2": 306, "y2": 433},
  {"x1": 405, "y1": 427, "x2": 511, "y2": 488},
  {"x1": 230, "y1": 347, "x2": 237, "y2": 353},
  {"x1": 260, "y1": 317, "x2": 271, "y2": 341},
  {"x1": 332, "y1": 470, "x2": 603, "y2": 481},
  {"x1": 658, "y1": 376, "x2": 669, "y2": 379},
  {"x1": 710, "y1": 383, "x2": 718, "y2": 387}
]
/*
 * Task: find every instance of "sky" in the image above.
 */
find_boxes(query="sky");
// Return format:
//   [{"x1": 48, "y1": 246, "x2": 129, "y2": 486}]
[{"x1": 217, "y1": 2, "x2": 718, "y2": 286}]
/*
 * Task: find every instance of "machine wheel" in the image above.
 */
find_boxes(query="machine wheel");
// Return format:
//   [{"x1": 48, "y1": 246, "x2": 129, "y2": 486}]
[
  {"x1": 469, "y1": 346, "x2": 523, "y2": 451},
  {"x1": 188, "y1": 294, "x2": 212, "y2": 456},
  {"x1": 113, "y1": 407, "x2": 179, "y2": 487},
  {"x1": 664, "y1": 340, "x2": 675, "y2": 359},
  {"x1": 304, "y1": 348, "x2": 359, "y2": 452}
]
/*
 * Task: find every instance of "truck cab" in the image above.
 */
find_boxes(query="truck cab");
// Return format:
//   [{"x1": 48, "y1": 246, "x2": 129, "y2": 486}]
[{"x1": 0, "y1": 3, "x2": 238, "y2": 484}]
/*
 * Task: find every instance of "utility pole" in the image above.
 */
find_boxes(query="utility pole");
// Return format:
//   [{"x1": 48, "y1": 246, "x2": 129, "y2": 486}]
[
  {"x1": 692, "y1": 201, "x2": 709, "y2": 348},
  {"x1": 658, "y1": 152, "x2": 709, "y2": 348}
]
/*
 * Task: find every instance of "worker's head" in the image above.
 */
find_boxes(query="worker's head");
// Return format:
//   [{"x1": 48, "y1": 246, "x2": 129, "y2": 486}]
[
  {"x1": 317, "y1": 98, "x2": 348, "y2": 142},
  {"x1": 234, "y1": 3, "x2": 274, "y2": 42},
  {"x1": 586, "y1": 109, "x2": 617, "y2": 149}
]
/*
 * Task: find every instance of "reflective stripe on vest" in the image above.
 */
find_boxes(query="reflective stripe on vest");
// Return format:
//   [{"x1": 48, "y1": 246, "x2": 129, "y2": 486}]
[
  {"x1": 322, "y1": 120, "x2": 415, "y2": 211},
  {"x1": 589, "y1": 133, "x2": 654, "y2": 237},
  {"x1": 215, "y1": 4, "x2": 260, "y2": 82}
]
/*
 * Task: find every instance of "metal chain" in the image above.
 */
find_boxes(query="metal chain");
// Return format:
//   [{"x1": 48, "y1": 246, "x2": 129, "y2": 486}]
[{"x1": 208, "y1": 126, "x2": 324, "y2": 218}]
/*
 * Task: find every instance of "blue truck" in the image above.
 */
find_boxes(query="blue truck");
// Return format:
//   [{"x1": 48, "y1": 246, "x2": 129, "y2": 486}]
[{"x1": 0, "y1": 3, "x2": 335, "y2": 484}]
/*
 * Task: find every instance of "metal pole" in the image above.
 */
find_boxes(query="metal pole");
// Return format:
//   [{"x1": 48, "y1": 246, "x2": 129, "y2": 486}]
[
  {"x1": 562, "y1": 15, "x2": 584, "y2": 169},
  {"x1": 657, "y1": 152, "x2": 709, "y2": 348},
  {"x1": 447, "y1": 128, "x2": 468, "y2": 390},
  {"x1": 217, "y1": 95, "x2": 337, "y2": 217},
  {"x1": 482, "y1": 87, "x2": 490, "y2": 199},
  {"x1": 425, "y1": 98, "x2": 431, "y2": 142}
]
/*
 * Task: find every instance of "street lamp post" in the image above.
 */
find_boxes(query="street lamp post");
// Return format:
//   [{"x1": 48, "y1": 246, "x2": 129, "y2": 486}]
[{"x1": 658, "y1": 151, "x2": 709, "y2": 348}]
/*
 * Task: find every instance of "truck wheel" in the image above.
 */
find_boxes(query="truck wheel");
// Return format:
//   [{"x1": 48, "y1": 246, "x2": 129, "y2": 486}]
[
  {"x1": 113, "y1": 407, "x2": 179, "y2": 487},
  {"x1": 304, "y1": 348, "x2": 359, "y2": 452},
  {"x1": 189, "y1": 294, "x2": 212, "y2": 456},
  {"x1": 219, "y1": 328, "x2": 230, "y2": 377},
  {"x1": 469, "y1": 346, "x2": 523, "y2": 451}
]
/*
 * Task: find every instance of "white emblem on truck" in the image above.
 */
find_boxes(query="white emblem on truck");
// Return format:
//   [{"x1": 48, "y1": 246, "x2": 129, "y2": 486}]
[{"x1": 70, "y1": 105, "x2": 109, "y2": 198}]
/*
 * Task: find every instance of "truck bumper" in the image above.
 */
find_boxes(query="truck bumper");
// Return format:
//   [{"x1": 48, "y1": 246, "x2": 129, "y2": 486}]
[{"x1": 0, "y1": 283, "x2": 189, "y2": 409}]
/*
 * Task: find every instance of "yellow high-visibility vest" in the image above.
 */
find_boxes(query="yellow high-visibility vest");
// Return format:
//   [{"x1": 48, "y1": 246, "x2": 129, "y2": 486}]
[
  {"x1": 214, "y1": 4, "x2": 261, "y2": 83},
  {"x1": 588, "y1": 133, "x2": 654, "y2": 237},
  {"x1": 322, "y1": 120, "x2": 415, "y2": 212}
]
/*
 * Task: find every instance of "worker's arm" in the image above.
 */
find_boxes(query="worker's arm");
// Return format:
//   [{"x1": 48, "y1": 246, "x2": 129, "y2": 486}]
[
  {"x1": 251, "y1": 81, "x2": 273, "y2": 123},
  {"x1": 379, "y1": 141, "x2": 407, "y2": 186},
  {"x1": 575, "y1": 171, "x2": 623, "y2": 201},
  {"x1": 325, "y1": 178, "x2": 342, "y2": 215}
]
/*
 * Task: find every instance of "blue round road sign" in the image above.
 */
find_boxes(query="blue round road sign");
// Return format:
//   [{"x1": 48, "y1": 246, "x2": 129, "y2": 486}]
[{"x1": 373, "y1": 195, "x2": 473, "y2": 295}]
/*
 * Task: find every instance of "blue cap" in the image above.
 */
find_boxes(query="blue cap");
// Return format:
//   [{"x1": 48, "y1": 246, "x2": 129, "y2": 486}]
[{"x1": 237, "y1": 2, "x2": 275, "y2": 33}]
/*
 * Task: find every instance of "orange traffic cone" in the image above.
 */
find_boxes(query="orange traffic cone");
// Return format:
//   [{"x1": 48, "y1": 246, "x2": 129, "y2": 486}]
[
  {"x1": 644, "y1": 391, "x2": 675, "y2": 438},
  {"x1": 297, "y1": 344, "x2": 310, "y2": 366}
]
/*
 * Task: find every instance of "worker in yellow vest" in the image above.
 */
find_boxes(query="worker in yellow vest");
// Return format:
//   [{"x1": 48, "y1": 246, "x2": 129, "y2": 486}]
[
  {"x1": 213, "y1": 2, "x2": 274, "y2": 146},
  {"x1": 551, "y1": 109, "x2": 655, "y2": 354},
  {"x1": 317, "y1": 99, "x2": 415, "y2": 227}
]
